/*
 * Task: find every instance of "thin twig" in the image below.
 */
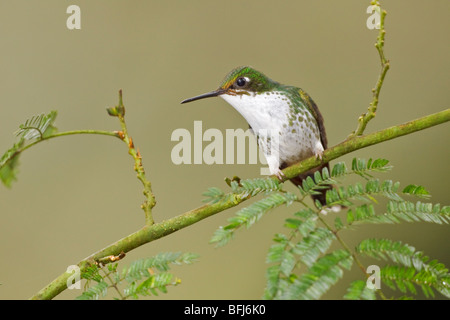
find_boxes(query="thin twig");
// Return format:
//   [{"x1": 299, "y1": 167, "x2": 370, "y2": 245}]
[
  {"x1": 108, "y1": 90, "x2": 156, "y2": 225},
  {"x1": 101, "y1": 268, "x2": 125, "y2": 300},
  {"x1": 349, "y1": 1, "x2": 390, "y2": 138}
]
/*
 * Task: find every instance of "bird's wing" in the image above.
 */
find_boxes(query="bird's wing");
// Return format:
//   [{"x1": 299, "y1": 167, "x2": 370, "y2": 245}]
[{"x1": 297, "y1": 88, "x2": 328, "y2": 149}]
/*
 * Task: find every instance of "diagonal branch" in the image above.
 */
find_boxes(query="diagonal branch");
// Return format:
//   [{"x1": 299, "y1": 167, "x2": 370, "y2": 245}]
[{"x1": 30, "y1": 108, "x2": 450, "y2": 300}]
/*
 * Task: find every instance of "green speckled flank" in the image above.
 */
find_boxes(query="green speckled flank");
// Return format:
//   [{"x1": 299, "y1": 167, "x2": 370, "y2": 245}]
[{"x1": 280, "y1": 87, "x2": 325, "y2": 145}]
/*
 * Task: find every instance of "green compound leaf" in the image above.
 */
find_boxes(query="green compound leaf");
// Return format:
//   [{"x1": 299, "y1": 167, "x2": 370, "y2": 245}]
[
  {"x1": 1, "y1": 111, "x2": 58, "y2": 188},
  {"x1": 344, "y1": 280, "x2": 377, "y2": 300}
]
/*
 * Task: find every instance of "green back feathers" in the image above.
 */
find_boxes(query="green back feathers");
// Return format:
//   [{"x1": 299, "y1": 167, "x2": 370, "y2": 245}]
[
  {"x1": 283, "y1": 85, "x2": 328, "y2": 149},
  {"x1": 297, "y1": 88, "x2": 328, "y2": 149}
]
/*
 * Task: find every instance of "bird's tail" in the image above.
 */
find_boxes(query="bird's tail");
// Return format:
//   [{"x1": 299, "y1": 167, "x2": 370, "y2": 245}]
[{"x1": 289, "y1": 162, "x2": 331, "y2": 207}]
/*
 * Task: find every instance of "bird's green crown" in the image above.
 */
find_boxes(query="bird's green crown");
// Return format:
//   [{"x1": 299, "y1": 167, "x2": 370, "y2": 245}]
[{"x1": 219, "y1": 66, "x2": 280, "y2": 93}]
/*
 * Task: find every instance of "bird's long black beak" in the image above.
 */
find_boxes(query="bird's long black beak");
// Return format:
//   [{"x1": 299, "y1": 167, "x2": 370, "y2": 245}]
[{"x1": 180, "y1": 88, "x2": 226, "y2": 104}]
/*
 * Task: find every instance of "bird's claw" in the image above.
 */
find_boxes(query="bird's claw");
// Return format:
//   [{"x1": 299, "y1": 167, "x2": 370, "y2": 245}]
[
  {"x1": 275, "y1": 170, "x2": 286, "y2": 181},
  {"x1": 315, "y1": 150, "x2": 324, "y2": 161}
]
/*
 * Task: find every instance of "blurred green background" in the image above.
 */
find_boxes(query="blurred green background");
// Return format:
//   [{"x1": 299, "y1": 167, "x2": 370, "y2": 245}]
[{"x1": 0, "y1": 1, "x2": 449, "y2": 300}]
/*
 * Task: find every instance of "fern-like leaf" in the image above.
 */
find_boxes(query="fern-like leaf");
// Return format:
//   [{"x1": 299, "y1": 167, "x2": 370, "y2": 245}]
[
  {"x1": 15, "y1": 111, "x2": 58, "y2": 140},
  {"x1": 292, "y1": 227, "x2": 335, "y2": 268},
  {"x1": 331, "y1": 161, "x2": 348, "y2": 178},
  {"x1": 124, "y1": 273, "x2": 179, "y2": 299},
  {"x1": 325, "y1": 178, "x2": 402, "y2": 208},
  {"x1": 76, "y1": 281, "x2": 108, "y2": 300},
  {"x1": 229, "y1": 192, "x2": 297, "y2": 229},
  {"x1": 202, "y1": 187, "x2": 226, "y2": 204},
  {"x1": 344, "y1": 280, "x2": 377, "y2": 300},
  {"x1": 266, "y1": 235, "x2": 296, "y2": 277},
  {"x1": 381, "y1": 265, "x2": 450, "y2": 298},
  {"x1": 347, "y1": 204, "x2": 376, "y2": 225},
  {"x1": 122, "y1": 252, "x2": 198, "y2": 282},
  {"x1": 357, "y1": 238, "x2": 424, "y2": 268},
  {"x1": 210, "y1": 192, "x2": 297, "y2": 247},
  {"x1": 81, "y1": 264, "x2": 103, "y2": 282},
  {"x1": 277, "y1": 250, "x2": 353, "y2": 300},
  {"x1": 209, "y1": 226, "x2": 234, "y2": 248},
  {"x1": 0, "y1": 140, "x2": 24, "y2": 188},
  {"x1": 261, "y1": 158, "x2": 449, "y2": 300},
  {"x1": 231, "y1": 177, "x2": 283, "y2": 197},
  {"x1": 264, "y1": 265, "x2": 290, "y2": 300},
  {"x1": 402, "y1": 184, "x2": 431, "y2": 199},
  {"x1": 77, "y1": 252, "x2": 197, "y2": 300},
  {"x1": 356, "y1": 238, "x2": 450, "y2": 298},
  {"x1": 203, "y1": 177, "x2": 283, "y2": 204},
  {"x1": 358, "y1": 201, "x2": 450, "y2": 225},
  {"x1": 352, "y1": 158, "x2": 392, "y2": 178},
  {"x1": 297, "y1": 167, "x2": 336, "y2": 198},
  {"x1": 1, "y1": 111, "x2": 58, "y2": 188},
  {"x1": 285, "y1": 208, "x2": 317, "y2": 237},
  {"x1": 264, "y1": 208, "x2": 321, "y2": 299}
]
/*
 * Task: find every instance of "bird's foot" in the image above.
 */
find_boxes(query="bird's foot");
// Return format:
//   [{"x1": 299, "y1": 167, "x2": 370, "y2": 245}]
[
  {"x1": 315, "y1": 149, "x2": 324, "y2": 161},
  {"x1": 274, "y1": 169, "x2": 286, "y2": 181}
]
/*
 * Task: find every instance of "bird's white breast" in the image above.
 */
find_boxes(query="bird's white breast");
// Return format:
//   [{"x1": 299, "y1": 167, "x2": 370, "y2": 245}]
[{"x1": 220, "y1": 90, "x2": 323, "y2": 171}]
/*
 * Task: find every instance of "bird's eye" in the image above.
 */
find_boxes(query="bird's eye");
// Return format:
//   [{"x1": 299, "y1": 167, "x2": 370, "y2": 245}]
[{"x1": 235, "y1": 77, "x2": 247, "y2": 88}]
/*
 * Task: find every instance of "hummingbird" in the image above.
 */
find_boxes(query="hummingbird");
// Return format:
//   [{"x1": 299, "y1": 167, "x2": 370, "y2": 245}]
[{"x1": 181, "y1": 66, "x2": 330, "y2": 206}]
